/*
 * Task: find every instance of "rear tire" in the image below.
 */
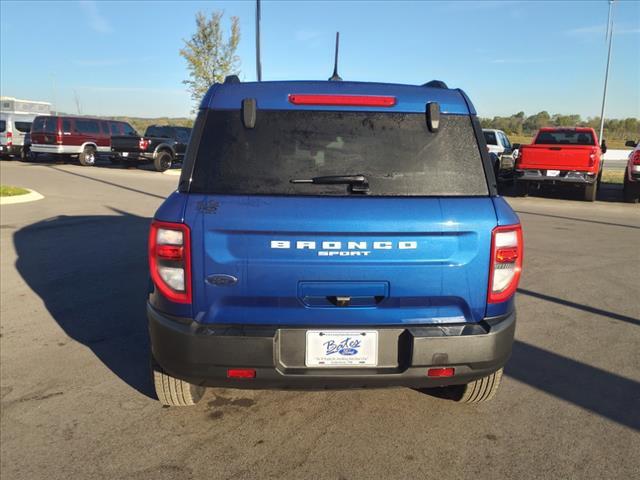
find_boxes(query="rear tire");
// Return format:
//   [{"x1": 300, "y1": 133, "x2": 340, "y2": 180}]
[
  {"x1": 419, "y1": 368, "x2": 504, "y2": 403},
  {"x1": 152, "y1": 356, "x2": 204, "y2": 407},
  {"x1": 623, "y1": 170, "x2": 639, "y2": 203},
  {"x1": 583, "y1": 181, "x2": 597, "y2": 202},
  {"x1": 153, "y1": 151, "x2": 172, "y2": 172},
  {"x1": 78, "y1": 145, "x2": 97, "y2": 166}
]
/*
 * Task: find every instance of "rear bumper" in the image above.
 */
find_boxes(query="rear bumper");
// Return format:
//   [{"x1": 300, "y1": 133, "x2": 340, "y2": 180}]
[
  {"x1": 148, "y1": 303, "x2": 516, "y2": 389},
  {"x1": 0, "y1": 145, "x2": 22, "y2": 155},
  {"x1": 516, "y1": 169, "x2": 597, "y2": 184}
]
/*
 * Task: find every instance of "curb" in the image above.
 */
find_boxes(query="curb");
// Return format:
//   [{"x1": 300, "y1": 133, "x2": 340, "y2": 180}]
[
  {"x1": 0, "y1": 189, "x2": 45, "y2": 205},
  {"x1": 162, "y1": 169, "x2": 182, "y2": 176}
]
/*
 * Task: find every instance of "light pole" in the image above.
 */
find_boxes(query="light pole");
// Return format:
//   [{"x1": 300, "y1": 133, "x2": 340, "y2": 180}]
[
  {"x1": 598, "y1": 0, "x2": 615, "y2": 144},
  {"x1": 255, "y1": 0, "x2": 262, "y2": 81}
]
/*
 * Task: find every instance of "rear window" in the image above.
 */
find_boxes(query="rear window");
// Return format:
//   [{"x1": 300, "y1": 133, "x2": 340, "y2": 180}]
[
  {"x1": 145, "y1": 126, "x2": 173, "y2": 138},
  {"x1": 122, "y1": 123, "x2": 137, "y2": 136},
  {"x1": 189, "y1": 110, "x2": 488, "y2": 196},
  {"x1": 483, "y1": 131, "x2": 497, "y2": 145},
  {"x1": 535, "y1": 130, "x2": 595, "y2": 145},
  {"x1": 14, "y1": 122, "x2": 32, "y2": 133},
  {"x1": 32, "y1": 116, "x2": 57, "y2": 133},
  {"x1": 76, "y1": 120, "x2": 100, "y2": 134},
  {"x1": 0, "y1": 120, "x2": 5, "y2": 133},
  {"x1": 175, "y1": 127, "x2": 191, "y2": 143},
  {"x1": 109, "y1": 122, "x2": 122, "y2": 135}
]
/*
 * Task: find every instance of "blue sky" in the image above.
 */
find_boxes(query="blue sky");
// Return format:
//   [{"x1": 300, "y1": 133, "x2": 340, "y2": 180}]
[{"x1": 1, "y1": 0, "x2": 638, "y2": 119}]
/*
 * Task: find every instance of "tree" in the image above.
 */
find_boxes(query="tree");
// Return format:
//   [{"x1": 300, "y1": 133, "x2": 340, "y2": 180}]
[{"x1": 180, "y1": 11, "x2": 240, "y2": 110}]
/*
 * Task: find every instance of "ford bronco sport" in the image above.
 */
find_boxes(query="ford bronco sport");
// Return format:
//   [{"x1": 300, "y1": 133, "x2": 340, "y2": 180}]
[{"x1": 147, "y1": 78, "x2": 523, "y2": 406}]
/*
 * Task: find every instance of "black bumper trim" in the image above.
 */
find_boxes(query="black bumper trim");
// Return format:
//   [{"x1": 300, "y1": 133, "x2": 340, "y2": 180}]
[{"x1": 148, "y1": 304, "x2": 515, "y2": 389}]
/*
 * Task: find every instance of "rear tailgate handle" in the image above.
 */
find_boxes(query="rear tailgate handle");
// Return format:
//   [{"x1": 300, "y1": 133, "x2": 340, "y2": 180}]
[
  {"x1": 549, "y1": 147, "x2": 562, "y2": 150},
  {"x1": 326, "y1": 295, "x2": 385, "y2": 307},
  {"x1": 299, "y1": 281, "x2": 389, "y2": 308}
]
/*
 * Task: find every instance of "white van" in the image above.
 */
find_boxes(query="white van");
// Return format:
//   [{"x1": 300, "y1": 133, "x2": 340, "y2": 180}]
[{"x1": 0, "y1": 113, "x2": 36, "y2": 158}]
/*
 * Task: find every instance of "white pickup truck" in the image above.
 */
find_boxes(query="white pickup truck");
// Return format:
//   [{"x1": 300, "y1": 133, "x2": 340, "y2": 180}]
[{"x1": 483, "y1": 129, "x2": 519, "y2": 178}]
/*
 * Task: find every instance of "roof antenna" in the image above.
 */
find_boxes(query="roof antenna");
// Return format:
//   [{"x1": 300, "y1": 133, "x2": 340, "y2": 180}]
[{"x1": 328, "y1": 32, "x2": 342, "y2": 81}]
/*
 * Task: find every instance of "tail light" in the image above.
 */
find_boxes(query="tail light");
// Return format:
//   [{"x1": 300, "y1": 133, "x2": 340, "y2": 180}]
[
  {"x1": 589, "y1": 147, "x2": 597, "y2": 167},
  {"x1": 488, "y1": 224, "x2": 523, "y2": 303},
  {"x1": 149, "y1": 220, "x2": 191, "y2": 303},
  {"x1": 139, "y1": 138, "x2": 149, "y2": 151},
  {"x1": 632, "y1": 151, "x2": 640, "y2": 166},
  {"x1": 6, "y1": 131, "x2": 12, "y2": 146},
  {"x1": 56, "y1": 130, "x2": 62, "y2": 145}
]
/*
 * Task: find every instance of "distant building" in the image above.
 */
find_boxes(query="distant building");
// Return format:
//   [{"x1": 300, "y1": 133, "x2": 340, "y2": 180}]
[{"x1": 0, "y1": 96, "x2": 51, "y2": 115}]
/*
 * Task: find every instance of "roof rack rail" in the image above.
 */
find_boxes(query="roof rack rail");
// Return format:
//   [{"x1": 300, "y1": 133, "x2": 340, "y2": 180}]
[
  {"x1": 422, "y1": 80, "x2": 448, "y2": 89},
  {"x1": 224, "y1": 75, "x2": 241, "y2": 84}
]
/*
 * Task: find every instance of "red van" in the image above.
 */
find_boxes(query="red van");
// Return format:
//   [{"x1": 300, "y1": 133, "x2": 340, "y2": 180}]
[{"x1": 30, "y1": 116, "x2": 137, "y2": 166}]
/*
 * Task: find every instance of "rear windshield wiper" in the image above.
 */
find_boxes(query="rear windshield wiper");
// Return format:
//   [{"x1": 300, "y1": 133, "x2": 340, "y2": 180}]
[{"x1": 290, "y1": 175, "x2": 370, "y2": 194}]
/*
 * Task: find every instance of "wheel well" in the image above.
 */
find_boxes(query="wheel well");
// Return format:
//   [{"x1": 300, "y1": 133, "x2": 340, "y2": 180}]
[
  {"x1": 155, "y1": 146, "x2": 174, "y2": 158},
  {"x1": 81, "y1": 142, "x2": 98, "y2": 151}
]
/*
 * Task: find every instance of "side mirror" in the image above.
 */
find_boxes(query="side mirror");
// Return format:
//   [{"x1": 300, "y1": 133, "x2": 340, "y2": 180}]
[
  {"x1": 601, "y1": 139, "x2": 607, "y2": 154},
  {"x1": 625, "y1": 140, "x2": 638, "y2": 148}
]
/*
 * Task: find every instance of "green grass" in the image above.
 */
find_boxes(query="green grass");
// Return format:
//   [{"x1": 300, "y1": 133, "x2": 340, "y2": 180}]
[
  {"x1": 601, "y1": 170, "x2": 624, "y2": 185},
  {"x1": 509, "y1": 135, "x2": 631, "y2": 150},
  {"x1": 0, "y1": 185, "x2": 30, "y2": 197}
]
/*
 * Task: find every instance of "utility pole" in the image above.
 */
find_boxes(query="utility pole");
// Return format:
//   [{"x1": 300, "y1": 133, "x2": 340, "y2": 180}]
[
  {"x1": 598, "y1": 0, "x2": 615, "y2": 144},
  {"x1": 255, "y1": 0, "x2": 262, "y2": 81}
]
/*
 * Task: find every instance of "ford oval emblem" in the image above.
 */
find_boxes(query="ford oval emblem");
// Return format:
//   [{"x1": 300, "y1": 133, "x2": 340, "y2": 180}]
[{"x1": 206, "y1": 274, "x2": 238, "y2": 287}]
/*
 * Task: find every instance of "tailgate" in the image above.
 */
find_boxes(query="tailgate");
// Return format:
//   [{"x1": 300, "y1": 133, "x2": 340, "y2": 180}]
[
  {"x1": 519, "y1": 145, "x2": 595, "y2": 171},
  {"x1": 186, "y1": 195, "x2": 497, "y2": 326},
  {"x1": 110, "y1": 135, "x2": 140, "y2": 152}
]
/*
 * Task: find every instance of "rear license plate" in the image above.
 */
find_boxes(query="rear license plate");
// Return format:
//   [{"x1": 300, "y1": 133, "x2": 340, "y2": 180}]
[
  {"x1": 122, "y1": 152, "x2": 129, "y2": 157},
  {"x1": 305, "y1": 330, "x2": 378, "y2": 367},
  {"x1": 547, "y1": 169, "x2": 560, "y2": 177}
]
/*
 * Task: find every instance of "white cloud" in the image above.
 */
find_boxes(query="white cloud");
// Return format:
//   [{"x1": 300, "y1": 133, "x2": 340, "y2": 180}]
[
  {"x1": 565, "y1": 24, "x2": 640, "y2": 36},
  {"x1": 79, "y1": 0, "x2": 112, "y2": 34},
  {"x1": 76, "y1": 85, "x2": 187, "y2": 95},
  {"x1": 72, "y1": 56, "x2": 154, "y2": 67},
  {"x1": 490, "y1": 58, "x2": 551, "y2": 65},
  {"x1": 295, "y1": 29, "x2": 321, "y2": 42}
]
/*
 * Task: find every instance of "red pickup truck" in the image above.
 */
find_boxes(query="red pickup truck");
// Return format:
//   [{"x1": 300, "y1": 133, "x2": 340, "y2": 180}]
[{"x1": 515, "y1": 127, "x2": 606, "y2": 202}]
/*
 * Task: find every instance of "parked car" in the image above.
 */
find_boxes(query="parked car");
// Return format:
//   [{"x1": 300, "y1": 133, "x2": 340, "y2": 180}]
[
  {"x1": 515, "y1": 127, "x2": 605, "y2": 202},
  {"x1": 110, "y1": 125, "x2": 192, "y2": 172},
  {"x1": 483, "y1": 129, "x2": 519, "y2": 177},
  {"x1": 30, "y1": 115, "x2": 136, "y2": 166},
  {"x1": 623, "y1": 140, "x2": 640, "y2": 203},
  {"x1": 147, "y1": 77, "x2": 523, "y2": 407},
  {"x1": 0, "y1": 112, "x2": 35, "y2": 159}
]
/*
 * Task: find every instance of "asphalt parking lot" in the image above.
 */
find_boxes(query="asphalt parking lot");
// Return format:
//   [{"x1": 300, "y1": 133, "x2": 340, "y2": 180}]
[{"x1": 1, "y1": 158, "x2": 639, "y2": 480}]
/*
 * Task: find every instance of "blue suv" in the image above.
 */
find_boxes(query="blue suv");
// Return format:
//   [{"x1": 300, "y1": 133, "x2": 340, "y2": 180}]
[{"x1": 147, "y1": 78, "x2": 523, "y2": 406}]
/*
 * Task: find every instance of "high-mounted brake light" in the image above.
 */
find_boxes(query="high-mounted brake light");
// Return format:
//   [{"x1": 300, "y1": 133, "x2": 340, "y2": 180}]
[
  {"x1": 149, "y1": 220, "x2": 191, "y2": 303},
  {"x1": 488, "y1": 224, "x2": 523, "y2": 303},
  {"x1": 288, "y1": 94, "x2": 396, "y2": 107}
]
